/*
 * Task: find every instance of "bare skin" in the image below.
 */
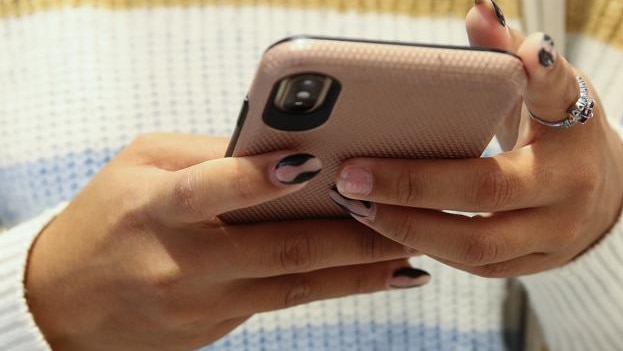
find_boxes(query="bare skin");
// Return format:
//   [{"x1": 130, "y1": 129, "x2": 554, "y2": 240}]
[
  {"x1": 25, "y1": 134, "x2": 423, "y2": 351},
  {"x1": 335, "y1": 1, "x2": 623, "y2": 278},
  {"x1": 23, "y1": 1, "x2": 623, "y2": 350}
]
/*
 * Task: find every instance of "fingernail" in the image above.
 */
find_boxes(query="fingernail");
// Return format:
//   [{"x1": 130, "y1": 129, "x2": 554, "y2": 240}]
[
  {"x1": 329, "y1": 187, "x2": 377, "y2": 220},
  {"x1": 538, "y1": 34, "x2": 557, "y2": 68},
  {"x1": 337, "y1": 165, "x2": 373, "y2": 196},
  {"x1": 491, "y1": 0, "x2": 506, "y2": 27},
  {"x1": 389, "y1": 267, "x2": 431, "y2": 289},
  {"x1": 274, "y1": 154, "x2": 322, "y2": 185}
]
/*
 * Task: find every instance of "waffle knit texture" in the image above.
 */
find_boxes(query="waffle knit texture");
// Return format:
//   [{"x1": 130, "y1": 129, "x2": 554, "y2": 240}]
[{"x1": 1, "y1": 1, "x2": 623, "y2": 350}]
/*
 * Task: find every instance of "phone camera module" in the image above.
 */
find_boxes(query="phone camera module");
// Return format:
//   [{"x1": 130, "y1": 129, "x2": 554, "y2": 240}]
[{"x1": 275, "y1": 74, "x2": 333, "y2": 114}]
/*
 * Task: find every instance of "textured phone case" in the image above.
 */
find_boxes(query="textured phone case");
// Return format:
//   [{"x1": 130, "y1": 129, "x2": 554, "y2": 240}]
[{"x1": 220, "y1": 37, "x2": 527, "y2": 224}]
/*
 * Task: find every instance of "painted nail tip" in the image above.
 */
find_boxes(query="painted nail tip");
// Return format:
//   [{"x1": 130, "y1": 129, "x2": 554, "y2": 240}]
[
  {"x1": 491, "y1": 0, "x2": 506, "y2": 27},
  {"x1": 389, "y1": 276, "x2": 431, "y2": 289},
  {"x1": 279, "y1": 169, "x2": 322, "y2": 185},
  {"x1": 538, "y1": 34, "x2": 557, "y2": 68},
  {"x1": 276, "y1": 153, "x2": 316, "y2": 168},
  {"x1": 329, "y1": 195, "x2": 370, "y2": 218},
  {"x1": 328, "y1": 188, "x2": 376, "y2": 219},
  {"x1": 392, "y1": 267, "x2": 430, "y2": 279},
  {"x1": 389, "y1": 282, "x2": 428, "y2": 289},
  {"x1": 274, "y1": 154, "x2": 322, "y2": 184},
  {"x1": 331, "y1": 199, "x2": 362, "y2": 216},
  {"x1": 538, "y1": 49, "x2": 555, "y2": 67}
]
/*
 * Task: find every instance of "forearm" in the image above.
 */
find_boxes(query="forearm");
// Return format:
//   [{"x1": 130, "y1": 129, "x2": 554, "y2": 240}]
[{"x1": 0, "y1": 203, "x2": 67, "y2": 351}]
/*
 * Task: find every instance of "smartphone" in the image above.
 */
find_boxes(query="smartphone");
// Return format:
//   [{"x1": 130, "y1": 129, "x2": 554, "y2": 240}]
[{"x1": 220, "y1": 36, "x2": 526, "y2": 224}]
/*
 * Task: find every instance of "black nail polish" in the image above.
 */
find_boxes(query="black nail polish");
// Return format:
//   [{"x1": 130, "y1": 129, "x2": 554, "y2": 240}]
[
  {"x1": 275, "y1": 154, "x2": 322, "y2": 185},
  {"x1": 389, "y1": 267, "x2": 431, "y2": 289},
  {"x1": 491, "y1": 0, "x2": 506, "y2": 27},
  {"x1": 329, "y1": 187, "x2": 376, "y2": 219},
  {"x1": 538, "y1": 34, "x2": 557, "y2": 68}
]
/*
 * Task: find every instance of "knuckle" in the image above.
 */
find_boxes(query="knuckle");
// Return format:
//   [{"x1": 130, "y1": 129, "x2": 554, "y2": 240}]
[
  {"x1": 127, "y1": 133, "x2": 160, "y2": 154},
  {"x1": 172, "y1": 170, "x2": 206, "y2": 219},
  {"x1": 282, "y1": 276, "x2": 313, "y2": 308},
  {"x1": 570, "y1": 161, "x2": 600, "y2": 196},
  {"x1": 229, "y1": 161, "x2": 256, "y2": 202},
  {"x1": 556, "y1": 221, "x2": 583, "y2": 249},
  {"x1": 472, "y1": 169, "x2": 517, "y2": 210},
  {"x1": 141, "y1": 267, "x2": 196, "y2": 328},
  {"x1": 460, "y1": 232, "x2": 501, "y2": 266},
  {"x1": 146, "y1": 265, "x2": 185, "y2": 299},
  {"x1": 358, "y1": 231, "x2": 387, "y2": 261},
  {"x1": 472, "y1": 262, "x2": 514, "y2": 278},
  {"x1": 389, "y1": 214, "x2": 419, "y2": 245},
  {"x1": 116, "y1": 202, "x2": 152, "y2": 234},
  {"x1": 278, "y1": 234, "x2": 316, "y2": 272},
  {"x1": 394, "y1": 168, "x2": 423, "y2": 205}
]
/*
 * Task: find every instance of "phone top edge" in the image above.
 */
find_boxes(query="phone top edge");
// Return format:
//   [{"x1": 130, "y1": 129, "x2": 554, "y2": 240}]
[{"x1": 266, "y1": 35, "x2": 521, "y2": 60}]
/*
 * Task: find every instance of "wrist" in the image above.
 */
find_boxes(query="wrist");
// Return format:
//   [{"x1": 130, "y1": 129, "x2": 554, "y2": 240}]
[{"x1": 24, "y1": 214, "x2": 100, "y2": 351}]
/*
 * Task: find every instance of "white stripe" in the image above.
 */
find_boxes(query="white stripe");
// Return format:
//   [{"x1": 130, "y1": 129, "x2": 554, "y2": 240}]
[
  {"x1": 566, "y1": 34, "x2": 623, "y2": 127},
  {"x1": 1, "y1": 6, "x2": 479, "y2": 166},
  {"x1": 0, "y1": 208, "x2": 62, "y2": 350},
  {"x1": 521, "y1": 208, "x2": 623, "y2": 351}
]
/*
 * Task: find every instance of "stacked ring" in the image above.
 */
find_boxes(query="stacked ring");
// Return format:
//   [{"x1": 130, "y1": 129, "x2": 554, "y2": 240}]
[{"x1": 528, "y1": 76, "x2": 595, "y2": 128}]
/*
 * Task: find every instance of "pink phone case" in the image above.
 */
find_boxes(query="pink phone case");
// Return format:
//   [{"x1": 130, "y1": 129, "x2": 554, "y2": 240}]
[{"x1": 220, "y1": 36, "x2": 526, "y2": 224}]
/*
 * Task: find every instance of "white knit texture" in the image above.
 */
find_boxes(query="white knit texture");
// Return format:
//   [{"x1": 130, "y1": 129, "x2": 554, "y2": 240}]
[
  {"x1": 0, "y1": 204, "x2": 67, "y2": 351},
  {"x1": 519, "y1": 206, "x2": 623, "y2": 351},
  {"x1": 0, "y1": 3, "x2": 622, "y2": 351}
]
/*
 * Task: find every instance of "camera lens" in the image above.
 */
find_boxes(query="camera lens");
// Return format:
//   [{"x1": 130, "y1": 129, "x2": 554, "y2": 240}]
[
  {"x1": 296, "y1": 91, "x2": 312, "y2": 99},
  {"x1": 275, "y1": 74, "x2": 333, "y2": 114},
  {"x1": 301, "y1": 79, "x2": 317, "y2": 88}
]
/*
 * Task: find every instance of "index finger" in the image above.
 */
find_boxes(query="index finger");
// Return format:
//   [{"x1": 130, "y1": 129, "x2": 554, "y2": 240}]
[{"x1": 335, "y1": 146, "x2": 569, "y2": 212}]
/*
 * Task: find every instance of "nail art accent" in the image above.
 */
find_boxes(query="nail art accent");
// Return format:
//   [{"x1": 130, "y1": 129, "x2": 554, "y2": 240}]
[
  {"x1": 275, "y1": 154, "x2": 322, "y2": 185},
  {"x1": 491, "y1": 0, "x2": 506, "y2": 27},
  {"x1": 389, "y1": 267, "x2": 431, "y2": 289},
  {"x1": 538, "y1": 34, "x2": 557, "y2": 68},
  {"x1": 329, "y1": 187, "x2": 376, "y2": 220}
]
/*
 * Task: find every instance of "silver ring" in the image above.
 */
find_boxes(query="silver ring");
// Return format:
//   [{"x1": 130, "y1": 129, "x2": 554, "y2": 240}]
[{"x1": 528, "y1": 76, "x2": 595, "y2": 128}]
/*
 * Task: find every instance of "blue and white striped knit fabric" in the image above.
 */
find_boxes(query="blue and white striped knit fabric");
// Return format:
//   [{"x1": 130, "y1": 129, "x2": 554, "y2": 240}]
[{"x1": 1, "y1": 2, "x2": 623, "y2": 351}]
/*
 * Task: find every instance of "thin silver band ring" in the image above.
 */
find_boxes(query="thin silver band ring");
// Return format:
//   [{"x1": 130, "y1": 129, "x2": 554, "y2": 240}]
[{"x1": 527, "y1": 76, "x2": 595, "y2": 128}]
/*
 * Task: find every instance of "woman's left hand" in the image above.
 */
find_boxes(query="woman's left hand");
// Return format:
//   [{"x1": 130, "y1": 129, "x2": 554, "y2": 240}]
[{"x1": 331, "y1": 1, "x2": 623, "y2": 278}]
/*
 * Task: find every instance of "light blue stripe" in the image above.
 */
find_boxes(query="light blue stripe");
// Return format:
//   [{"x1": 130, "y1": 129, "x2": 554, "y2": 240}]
[
  {"x1": 199, "y1": 323, "x2": 506, "y2": 351},
  {"x1": 0, "y1": 139, "x2": 504, "y2": 227},
  {"x1": 0, "y1": 148, "x2": 120, "y2": 227}
]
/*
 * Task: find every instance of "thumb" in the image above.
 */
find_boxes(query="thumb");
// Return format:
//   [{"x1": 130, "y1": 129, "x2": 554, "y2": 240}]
[
  {"x1": 466, "y1": 0, "x2": 514, "y2": 50},
  {"x1": 152, "y1": 152, "x2": 323, "y2": 224},
  {"x1": 517, "y1": 32, "x2": 594, "y2": 137}
]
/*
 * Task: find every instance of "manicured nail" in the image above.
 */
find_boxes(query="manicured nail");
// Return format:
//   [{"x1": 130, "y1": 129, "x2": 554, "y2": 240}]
[
  {"x1": 329, "y1": 187, "x2": 376, "y2": 220},
  {"x1": 491, "y1": 0, "x2": 506, "y2": 27},
  {"x1": 538, "y1": 34, "x2": 557, "y2": 68},
  {"x1": 337, "y1": 165, "x2": 373, "y2": 196},
  {"x1": 389, "y1": 267, "x2": 431, "y2": 289},
  {"x1": 274, "y1": 154, "x2": 321, "y2": 185}
]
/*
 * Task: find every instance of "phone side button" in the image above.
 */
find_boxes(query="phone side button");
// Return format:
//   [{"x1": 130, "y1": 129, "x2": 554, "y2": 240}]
[
  {"x1": 225, "y1": 96, "x2": 250, "y2": 157},
  {"x1": 236, "y1": 95, "x2": 250, "y2": 128}
]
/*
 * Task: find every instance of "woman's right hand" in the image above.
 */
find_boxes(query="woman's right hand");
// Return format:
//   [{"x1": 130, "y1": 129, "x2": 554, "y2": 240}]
[{"x1": 25, "y1": 133, "x2": 428, "y2": 351}]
